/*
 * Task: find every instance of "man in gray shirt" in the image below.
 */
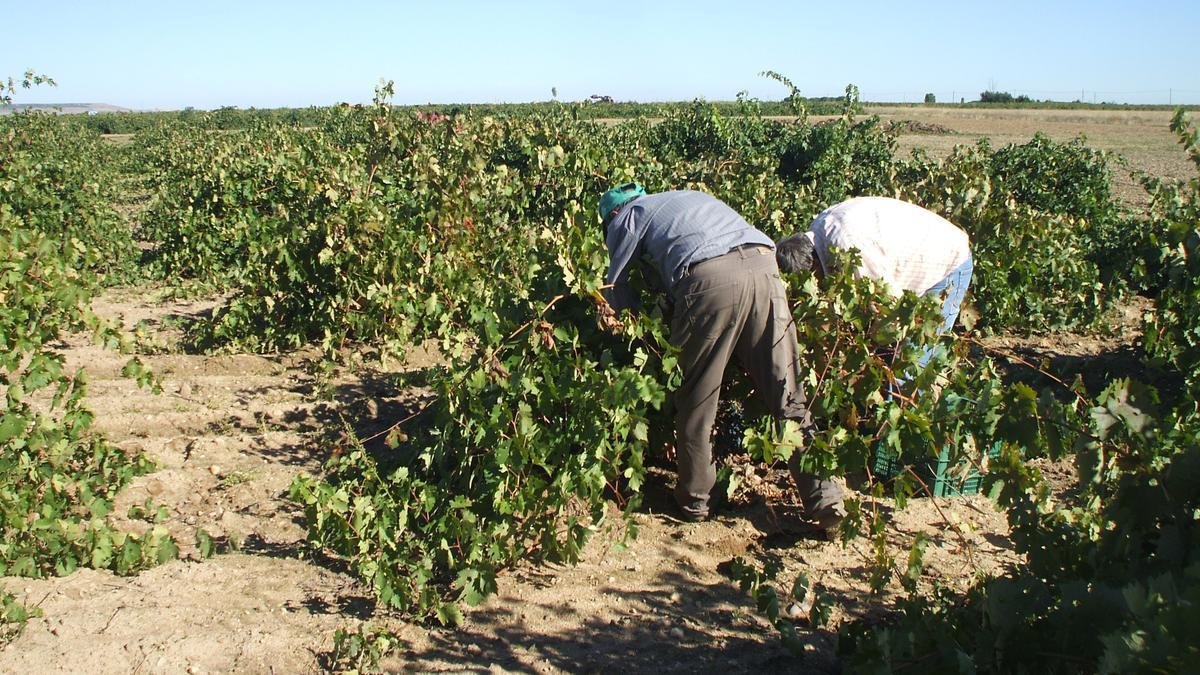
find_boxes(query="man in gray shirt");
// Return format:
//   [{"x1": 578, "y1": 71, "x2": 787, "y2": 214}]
[{"x1": 600, "y1": 183, "x2": 845, "y2": 531}]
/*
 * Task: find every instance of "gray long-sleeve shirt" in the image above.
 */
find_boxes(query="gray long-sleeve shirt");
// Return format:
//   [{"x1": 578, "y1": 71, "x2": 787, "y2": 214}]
[{"x1": 604, "y1": 190, "x2": 774, "y2": 311}]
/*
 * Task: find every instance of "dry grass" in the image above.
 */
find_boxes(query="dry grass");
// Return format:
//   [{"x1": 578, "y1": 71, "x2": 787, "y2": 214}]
[{"x1": 851, "y1": 106, "x2": 1193, "y2": 206}]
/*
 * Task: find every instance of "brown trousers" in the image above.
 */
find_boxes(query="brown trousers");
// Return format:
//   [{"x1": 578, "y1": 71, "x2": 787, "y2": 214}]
[{"x1": 669, "y1": 245, "x2": 842, "y2": 520}]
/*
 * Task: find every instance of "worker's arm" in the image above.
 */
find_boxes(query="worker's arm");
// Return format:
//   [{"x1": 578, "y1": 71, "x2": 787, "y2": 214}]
[{"x1": 603, "y1": 209, "x2": 645, "y2": 313}]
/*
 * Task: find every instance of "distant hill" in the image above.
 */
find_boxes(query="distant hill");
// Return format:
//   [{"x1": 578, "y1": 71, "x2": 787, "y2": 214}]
[{"x1": 0, "y1": 102, "x2": 132, "y2": 115}]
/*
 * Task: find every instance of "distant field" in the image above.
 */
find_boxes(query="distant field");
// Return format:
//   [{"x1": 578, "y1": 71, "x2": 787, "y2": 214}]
[
  {"x1": 1, "y1": 102, "x2": 131, "y2": 115},
  {"x1": 849, "y1": 106, "x2": 1192, "y2": 205},
  {"x1": 586, "y1": 106, "x2": 1192, "y2": 206}
]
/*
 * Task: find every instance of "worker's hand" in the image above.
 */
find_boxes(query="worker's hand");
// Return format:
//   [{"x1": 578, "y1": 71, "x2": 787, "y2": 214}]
[
  {"x1": 654, "y1": 295, "x2": 675, "y2": 323},
  {"x1": 597, "y1": 303, "x2": 625, "y2": 334},
  {"x1": 591, "y1": 289, "x2": 626, "y2": 334}
]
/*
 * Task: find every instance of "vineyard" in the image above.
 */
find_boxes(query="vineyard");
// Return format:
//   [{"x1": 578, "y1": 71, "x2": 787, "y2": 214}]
[{"x1": 2, "y1": 79, "x2": 1199, "y2": 673}]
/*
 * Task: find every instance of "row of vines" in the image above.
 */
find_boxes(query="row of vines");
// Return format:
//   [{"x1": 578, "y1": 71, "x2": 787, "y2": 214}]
[
  {"x1": 3, "y1": 77, "x2": 1198, "y2": 670},
  {"x1": 0, "y1": 82, "x2": 176, "y2": 630}
]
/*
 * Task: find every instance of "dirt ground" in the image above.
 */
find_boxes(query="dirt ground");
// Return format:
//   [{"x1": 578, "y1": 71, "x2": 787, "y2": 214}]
[{"x1": 1, "y1": 287, "x2": 1041, "y2": 674}]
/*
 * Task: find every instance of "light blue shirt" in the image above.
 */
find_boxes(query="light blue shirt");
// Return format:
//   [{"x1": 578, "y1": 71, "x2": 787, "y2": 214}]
[{"x1": 604, "y1": 190, "x2": 774, "y2": 311}]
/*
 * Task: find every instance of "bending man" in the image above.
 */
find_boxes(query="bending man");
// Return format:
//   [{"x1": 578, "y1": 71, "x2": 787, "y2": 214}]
[{"x1": 599, "y1": 183, "x2": 844, "y2": 531}]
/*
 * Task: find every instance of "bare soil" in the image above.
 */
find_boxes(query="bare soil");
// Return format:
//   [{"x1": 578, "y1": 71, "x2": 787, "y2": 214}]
[{"x1": 1, "y1": 288, "x2": 1036, "y2": 674}]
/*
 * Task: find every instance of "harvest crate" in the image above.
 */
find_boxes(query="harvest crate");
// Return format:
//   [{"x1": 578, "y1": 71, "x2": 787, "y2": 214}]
[{"x1": 872, "y1": 441, "x2": 1003, "y2": 497}]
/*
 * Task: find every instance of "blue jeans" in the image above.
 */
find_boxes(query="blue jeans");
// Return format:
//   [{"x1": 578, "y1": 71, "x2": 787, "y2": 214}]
[{"x1": 917, "y1": 256, "x2": 974, "y2": 369}]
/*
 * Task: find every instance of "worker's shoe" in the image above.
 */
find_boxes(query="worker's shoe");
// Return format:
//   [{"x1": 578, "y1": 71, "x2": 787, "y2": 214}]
[
  {"x1": 671, "y1": 493, "x2": 715, "y2": 523},
  {"x1": 809, "y1": 501, "x2": 847, "y2": 540},
  {"x1": 671, "y1": 480, "x2": 729, "y2": 524},
  {"x1": 790, "y1": 468, "x2": 847, "y2": 536}
]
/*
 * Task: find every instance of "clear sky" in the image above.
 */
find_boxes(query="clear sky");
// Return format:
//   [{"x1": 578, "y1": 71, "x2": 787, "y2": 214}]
[{"x1": 4, "y1": 0, "x2": 1199, "y2": 110}]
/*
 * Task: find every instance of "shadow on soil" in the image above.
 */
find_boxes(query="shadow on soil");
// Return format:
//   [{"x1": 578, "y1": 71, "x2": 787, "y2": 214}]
[
  {"x1": 379, "y1": 566, "x2": 835, "y2": 674},
  {"x1": 162, "y1": 304, "x2": 221, "y2": 355},
  {"x1": 202, "y1": 362, "x2": 440, "y2": 468},
  {"x1": 986, "y1": 342, "x2": 1183, "y2": 401}
]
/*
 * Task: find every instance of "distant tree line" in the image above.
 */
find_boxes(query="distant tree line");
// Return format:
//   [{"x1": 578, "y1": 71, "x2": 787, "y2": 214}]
[
  {"x1": 50, "y1": 98, "x2": 856, "y2": 135},
  {"x1": 979, "y1": 90, "x2": 1033, "y2": 104},
  {"x1": 18, "y1": 96, "x2": 1197, "y2": 136}
]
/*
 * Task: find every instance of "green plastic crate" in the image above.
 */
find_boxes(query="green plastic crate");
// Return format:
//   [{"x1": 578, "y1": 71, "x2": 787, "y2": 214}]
[{"x1": 872, "y1": 441, "x2": 1003, "y2": 497}]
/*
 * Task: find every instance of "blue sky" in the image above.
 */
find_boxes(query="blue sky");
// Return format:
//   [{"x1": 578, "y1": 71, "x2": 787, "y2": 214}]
[{"x1": 5, "y1": 1, "x2": 1198, "y2": 109}]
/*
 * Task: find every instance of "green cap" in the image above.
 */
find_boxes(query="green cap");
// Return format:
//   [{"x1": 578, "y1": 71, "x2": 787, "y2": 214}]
[{"x1": 599, "y1": 182, "x2": 646, "y2": 224}]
